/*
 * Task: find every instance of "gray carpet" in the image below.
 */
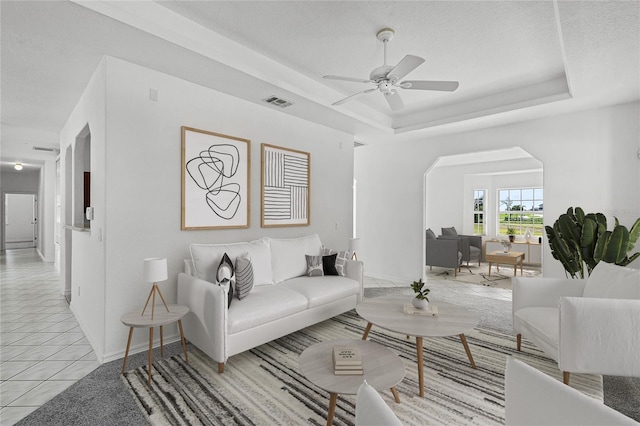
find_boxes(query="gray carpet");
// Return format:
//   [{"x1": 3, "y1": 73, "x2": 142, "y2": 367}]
[{"x1": 17, "y1": 287, "x2": 640, "y2": 425}]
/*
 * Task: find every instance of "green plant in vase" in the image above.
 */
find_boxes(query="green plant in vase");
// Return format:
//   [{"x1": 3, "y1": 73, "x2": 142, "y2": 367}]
[
  {"x1": 411, "y1": 278, "x2": 430, "y2": 309},
  {"x1": 506, "y1": 227, "x2": 516, "y2": 242}
]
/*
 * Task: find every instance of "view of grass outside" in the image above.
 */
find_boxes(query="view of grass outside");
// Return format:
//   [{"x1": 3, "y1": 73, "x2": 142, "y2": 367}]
[
  {"x1": 473, "y1": 190, "x2": 485, "y2": 235},
  {"x1": 498, "y1": 188, "x2": 543, "y2": 236}
]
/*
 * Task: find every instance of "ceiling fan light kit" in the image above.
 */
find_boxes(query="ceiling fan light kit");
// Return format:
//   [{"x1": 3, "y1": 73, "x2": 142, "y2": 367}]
[{"x1": 324, "y1": 27, "x2": 459, "y2": 111}]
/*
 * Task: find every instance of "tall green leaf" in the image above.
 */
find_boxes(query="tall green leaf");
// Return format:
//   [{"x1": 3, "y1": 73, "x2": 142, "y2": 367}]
[{"x1": 604, "y1": 226, "x2": 629, "y2": 264}]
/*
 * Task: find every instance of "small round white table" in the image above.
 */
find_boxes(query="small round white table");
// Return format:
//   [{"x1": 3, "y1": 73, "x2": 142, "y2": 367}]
[
  {"x1": 120, "y1": 304, "x2": 189, "y2": 384},
  {"x1": 357, "y1": 296, "x2": 479, "y2": 397},
  {"x1": 299, "y1": 338, "x2": 405, "y2": 426}
]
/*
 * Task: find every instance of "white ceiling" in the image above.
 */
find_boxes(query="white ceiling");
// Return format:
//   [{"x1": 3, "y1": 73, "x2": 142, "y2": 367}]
[{"x1": 2, "y1": 1, "x2": 639, "y2": 171}]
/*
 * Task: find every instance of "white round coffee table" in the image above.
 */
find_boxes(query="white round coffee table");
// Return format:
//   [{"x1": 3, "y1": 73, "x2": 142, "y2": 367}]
[
  {"x1": 299, "y1": 338, "x2": 405, "y2": 426},
  {"x1": 356, "y1": 295, "x2": 479, "y2": 397}
]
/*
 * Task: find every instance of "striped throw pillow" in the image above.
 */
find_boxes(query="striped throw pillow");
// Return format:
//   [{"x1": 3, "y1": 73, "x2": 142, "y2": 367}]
[{"x1": 235, "y1": 254, "x2": 254, "y2": 300}]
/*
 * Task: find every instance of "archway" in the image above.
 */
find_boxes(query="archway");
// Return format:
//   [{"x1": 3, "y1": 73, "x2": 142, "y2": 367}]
[{"x1": 423, "y1": 147, "x2": 544, "y2": 282}]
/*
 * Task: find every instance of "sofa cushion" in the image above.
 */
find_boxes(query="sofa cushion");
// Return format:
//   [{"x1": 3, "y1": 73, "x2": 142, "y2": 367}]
[
  {"x1": 268, "y1": 234, "x2": 322, "y2": 283},
  {"x1": 280, "y1": 276, "x2": 359, "y2": 309},
  {"x1": 425, "y1": 228, "x2": 437, "y2": 240},
  {"x1": 514, "y1": 307, "x2": 559, "y2": 349},
  {"x1": 583, "y1": 261, "x2": 640, "y2": 299},
  {"x1": 190, "y1": 239, "x2": 273, "y2": 286},
  {"x1": 227, "y1": 285, "x2": 308, "y2": 334},
  {"x1": 305, "y1": 255, "x2": 324, "y2": 277}
]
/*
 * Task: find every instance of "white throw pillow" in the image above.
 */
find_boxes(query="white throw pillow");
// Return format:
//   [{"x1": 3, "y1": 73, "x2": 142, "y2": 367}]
[
  {"x1": 583, "y1": 261, "x2": 640, "y2": 299},
  {"x1": 268, "y1": 234, "x2": 322, "y2": 283}
]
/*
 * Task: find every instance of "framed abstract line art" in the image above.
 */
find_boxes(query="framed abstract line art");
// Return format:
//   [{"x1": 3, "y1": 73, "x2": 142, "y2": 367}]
[
  {"x1": 261, "y1": 143, "x2": 310, "y2": 227},
  {"x1": 181, "y1": 126, "x2": 250, "y2": 230}
]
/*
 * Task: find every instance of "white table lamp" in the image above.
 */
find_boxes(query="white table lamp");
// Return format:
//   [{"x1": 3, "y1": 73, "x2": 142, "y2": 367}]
[
  {"x1": 349, "y1": 238, "x2": 360, "y2": 260},
  {"x1": 141, "y1": 257, "x2": 170, "y2": 319}
]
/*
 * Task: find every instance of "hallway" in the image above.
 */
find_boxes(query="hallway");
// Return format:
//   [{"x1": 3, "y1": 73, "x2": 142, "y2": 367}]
[{"x1": 0, "y1": 249, "x2": 98, "y2": 425}]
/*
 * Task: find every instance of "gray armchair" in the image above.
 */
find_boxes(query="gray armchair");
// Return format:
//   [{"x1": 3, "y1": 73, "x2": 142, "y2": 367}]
[
  {"x1": 441, "y1": 227, "x2": 482, "y2": 268},
  {"x1": 425, "y1": 229, "x2": 462, "y2": 276}
]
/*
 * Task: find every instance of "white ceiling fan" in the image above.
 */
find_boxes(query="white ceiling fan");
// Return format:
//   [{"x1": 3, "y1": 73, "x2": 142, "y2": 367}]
[{"x1": 324, "y1": 28, "x2": 459, "y2": 111}]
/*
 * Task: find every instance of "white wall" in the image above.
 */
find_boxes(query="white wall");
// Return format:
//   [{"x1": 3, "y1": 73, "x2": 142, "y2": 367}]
[
  {"x1": 60, "y1": 59, "x2": 107, "y2": 358},
  {"x1": 356, "y1": 101, "x2": 640, "y2": 282},
  {"x1": 62, "y1": 57, "x2": 355, "y2": 362}
]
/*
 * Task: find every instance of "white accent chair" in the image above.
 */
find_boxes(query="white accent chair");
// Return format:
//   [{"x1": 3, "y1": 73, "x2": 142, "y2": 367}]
[
  {"x1": 505, "y1": 357, "x2": 639, "y2": 425},
  {"x1": 512, "y1": 261, "x2": 640, "y2": 385},
  {"x1": 355, "y1": 381, "x2": 402, "y2": 426}
]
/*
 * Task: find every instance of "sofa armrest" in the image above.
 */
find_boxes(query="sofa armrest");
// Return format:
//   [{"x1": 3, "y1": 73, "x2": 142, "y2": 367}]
[
  {"x1": 558, "y1": 297, "x2": 640, "y2": 377},
  {"x1": 177, "y1": 272, "x2": 228, "y2": 363},
  {"x1": 345, "y1": 259, "x2": 364, "y2": 302},
  {"x1": 512, "y1": 277, "x2": 586, "y2": 312}
]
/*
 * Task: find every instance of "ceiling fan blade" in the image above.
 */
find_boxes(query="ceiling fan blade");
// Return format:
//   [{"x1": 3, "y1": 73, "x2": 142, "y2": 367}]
[
  {"x1": 332, "y1": 88, "x2": 377, "y2": 106},
  {"x1": 384, "y1": 90, "x2": 405, "y2": 111},
  {"x1": 323, "y1": 75, "x2": 373, "y2": 84},
  {"x1": 386, "y1": 55, "x2": 425, "y2": 82},
  {"x1": 401, "y1": 80, "x2": 459, "y2": 91}
]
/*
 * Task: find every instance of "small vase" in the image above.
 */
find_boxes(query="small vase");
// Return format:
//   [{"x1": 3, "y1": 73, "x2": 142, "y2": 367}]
[
  {"x1": 525, "y1": 228, "x2": 532, "y2": 243},
  {"x1": 412, "y1": 298, "x2": 429, "y2": 310}
]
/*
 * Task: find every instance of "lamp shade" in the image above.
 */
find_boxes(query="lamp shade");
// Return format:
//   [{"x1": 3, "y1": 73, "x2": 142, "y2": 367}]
[
  {"x1": 349, "y1": 238, "x2": 360, "y2": 252},
  {"x1": 143, "y1": 257, "x2": 168, "y2": 283}
]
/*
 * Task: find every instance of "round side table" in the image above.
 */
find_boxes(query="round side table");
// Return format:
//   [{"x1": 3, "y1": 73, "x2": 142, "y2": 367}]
[
  {"x1": 120, "y1": 304, "x2": 189, "y2": 384},
  {"x1": 299, "y1": 338, "x2": 404, "y2": 426}
]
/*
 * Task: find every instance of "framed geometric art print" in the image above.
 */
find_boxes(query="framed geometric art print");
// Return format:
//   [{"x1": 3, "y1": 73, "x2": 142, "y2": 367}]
[
  {"x1": 261, "y1": 143, "x2": 310, "y2": 227},
  {"x1": 181, "y1": 126, "x2": 250, "y2": 230}
]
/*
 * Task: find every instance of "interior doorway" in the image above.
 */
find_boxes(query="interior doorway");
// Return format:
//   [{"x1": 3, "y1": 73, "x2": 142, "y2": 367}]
[
  {"x1": 4, "y1": 193, "x2": 37, "y2": 249},
  {"x1": 423, "y1": 147, "x2": 544, "y2": 281}
]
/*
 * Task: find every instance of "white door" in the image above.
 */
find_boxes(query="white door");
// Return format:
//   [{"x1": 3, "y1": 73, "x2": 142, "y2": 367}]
[{"x1": 4, "y1": 193, "x2": 37, "y2": 249}]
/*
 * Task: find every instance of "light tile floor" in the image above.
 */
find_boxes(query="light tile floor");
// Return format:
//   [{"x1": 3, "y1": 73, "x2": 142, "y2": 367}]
[
  {"x1": 0, "y1": 249, "x2": 99, "y2": 426},
  {"x1": 0, "y1": 249, "x2": 512, "y2": 425}
]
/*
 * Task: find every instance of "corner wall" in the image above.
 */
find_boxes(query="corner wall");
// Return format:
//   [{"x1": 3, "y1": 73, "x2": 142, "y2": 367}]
[{"x1": 355, "y1": 101, "x2": 640, "y2": 282}]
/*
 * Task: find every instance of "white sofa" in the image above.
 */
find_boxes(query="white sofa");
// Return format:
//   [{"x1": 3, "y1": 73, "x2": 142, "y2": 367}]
[
  {"x1": 178, "y1": 234, "x2": 364, "y2": 372},
  {"x1": 505, "y1": 357, "x2": 639, "y2": 425},
  {"x1": 513, "y1": 261, "x2": 640, "y2": 384}
]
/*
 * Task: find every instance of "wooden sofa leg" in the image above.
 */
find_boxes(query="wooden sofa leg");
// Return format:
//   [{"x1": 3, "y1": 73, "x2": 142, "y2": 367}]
[
  {"x1": 516, "y1": 334, "x2": 522, "y2": 351},
  {"x1": 563, "y1": 372, "x2": 570, "y2": 385},
  {"x1": 218, "y1": 362, "x2": 225, "y2": 374}
]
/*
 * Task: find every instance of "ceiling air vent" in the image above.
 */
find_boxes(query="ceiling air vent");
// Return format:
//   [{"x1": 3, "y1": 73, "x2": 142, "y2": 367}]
[
  {"x1": 263, "y1": 96, "x2": 294, "y2": 108},
  {"x1": 33, "y1": 146, "x2": 60, "y2": 154}
]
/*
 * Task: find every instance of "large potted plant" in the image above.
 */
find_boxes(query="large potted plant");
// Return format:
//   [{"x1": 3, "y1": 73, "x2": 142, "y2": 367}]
[{"x1": 545, "y1": 207, "x2": 640, "y2": 278}]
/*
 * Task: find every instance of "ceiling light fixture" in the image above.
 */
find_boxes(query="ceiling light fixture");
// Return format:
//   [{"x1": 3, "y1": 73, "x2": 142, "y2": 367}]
[{"x1": 14, "y1": 163, "x2": 23, "y2": 171}]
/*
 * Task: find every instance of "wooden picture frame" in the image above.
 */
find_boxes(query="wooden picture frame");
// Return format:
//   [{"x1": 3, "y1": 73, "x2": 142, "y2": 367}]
[
  {"x1": 261, "y1": 143, "x2": 310, "y2": 227},
  {"x1": 181, "y1": 126, "x2": 250, "y2": 230}
]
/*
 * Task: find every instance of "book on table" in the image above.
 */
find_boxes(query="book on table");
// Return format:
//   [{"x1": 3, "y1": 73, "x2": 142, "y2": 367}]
[{"x1": 333, "y1": 345, "x2": 363, "y2": 375}]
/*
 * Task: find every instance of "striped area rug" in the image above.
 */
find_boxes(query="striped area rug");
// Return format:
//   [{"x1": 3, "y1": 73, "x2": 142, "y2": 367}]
[{"x1": 122, "y1": 310, "x2": 602, "y2": 425}]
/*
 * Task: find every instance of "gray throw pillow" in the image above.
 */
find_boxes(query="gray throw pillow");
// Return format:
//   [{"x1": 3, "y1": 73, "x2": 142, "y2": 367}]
[
  {"x1": 441, "y1": 227, "x2": 458, "y2": 237},
  {"x1": 305, "y1": 255, "x2": 324, "y2": 277},
  {"x1": 426, "y1": 228, "x2": 437, "y2": 240},
  {"x1": 235, "y1": 254, "x2": 254, "y2": 300}
]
